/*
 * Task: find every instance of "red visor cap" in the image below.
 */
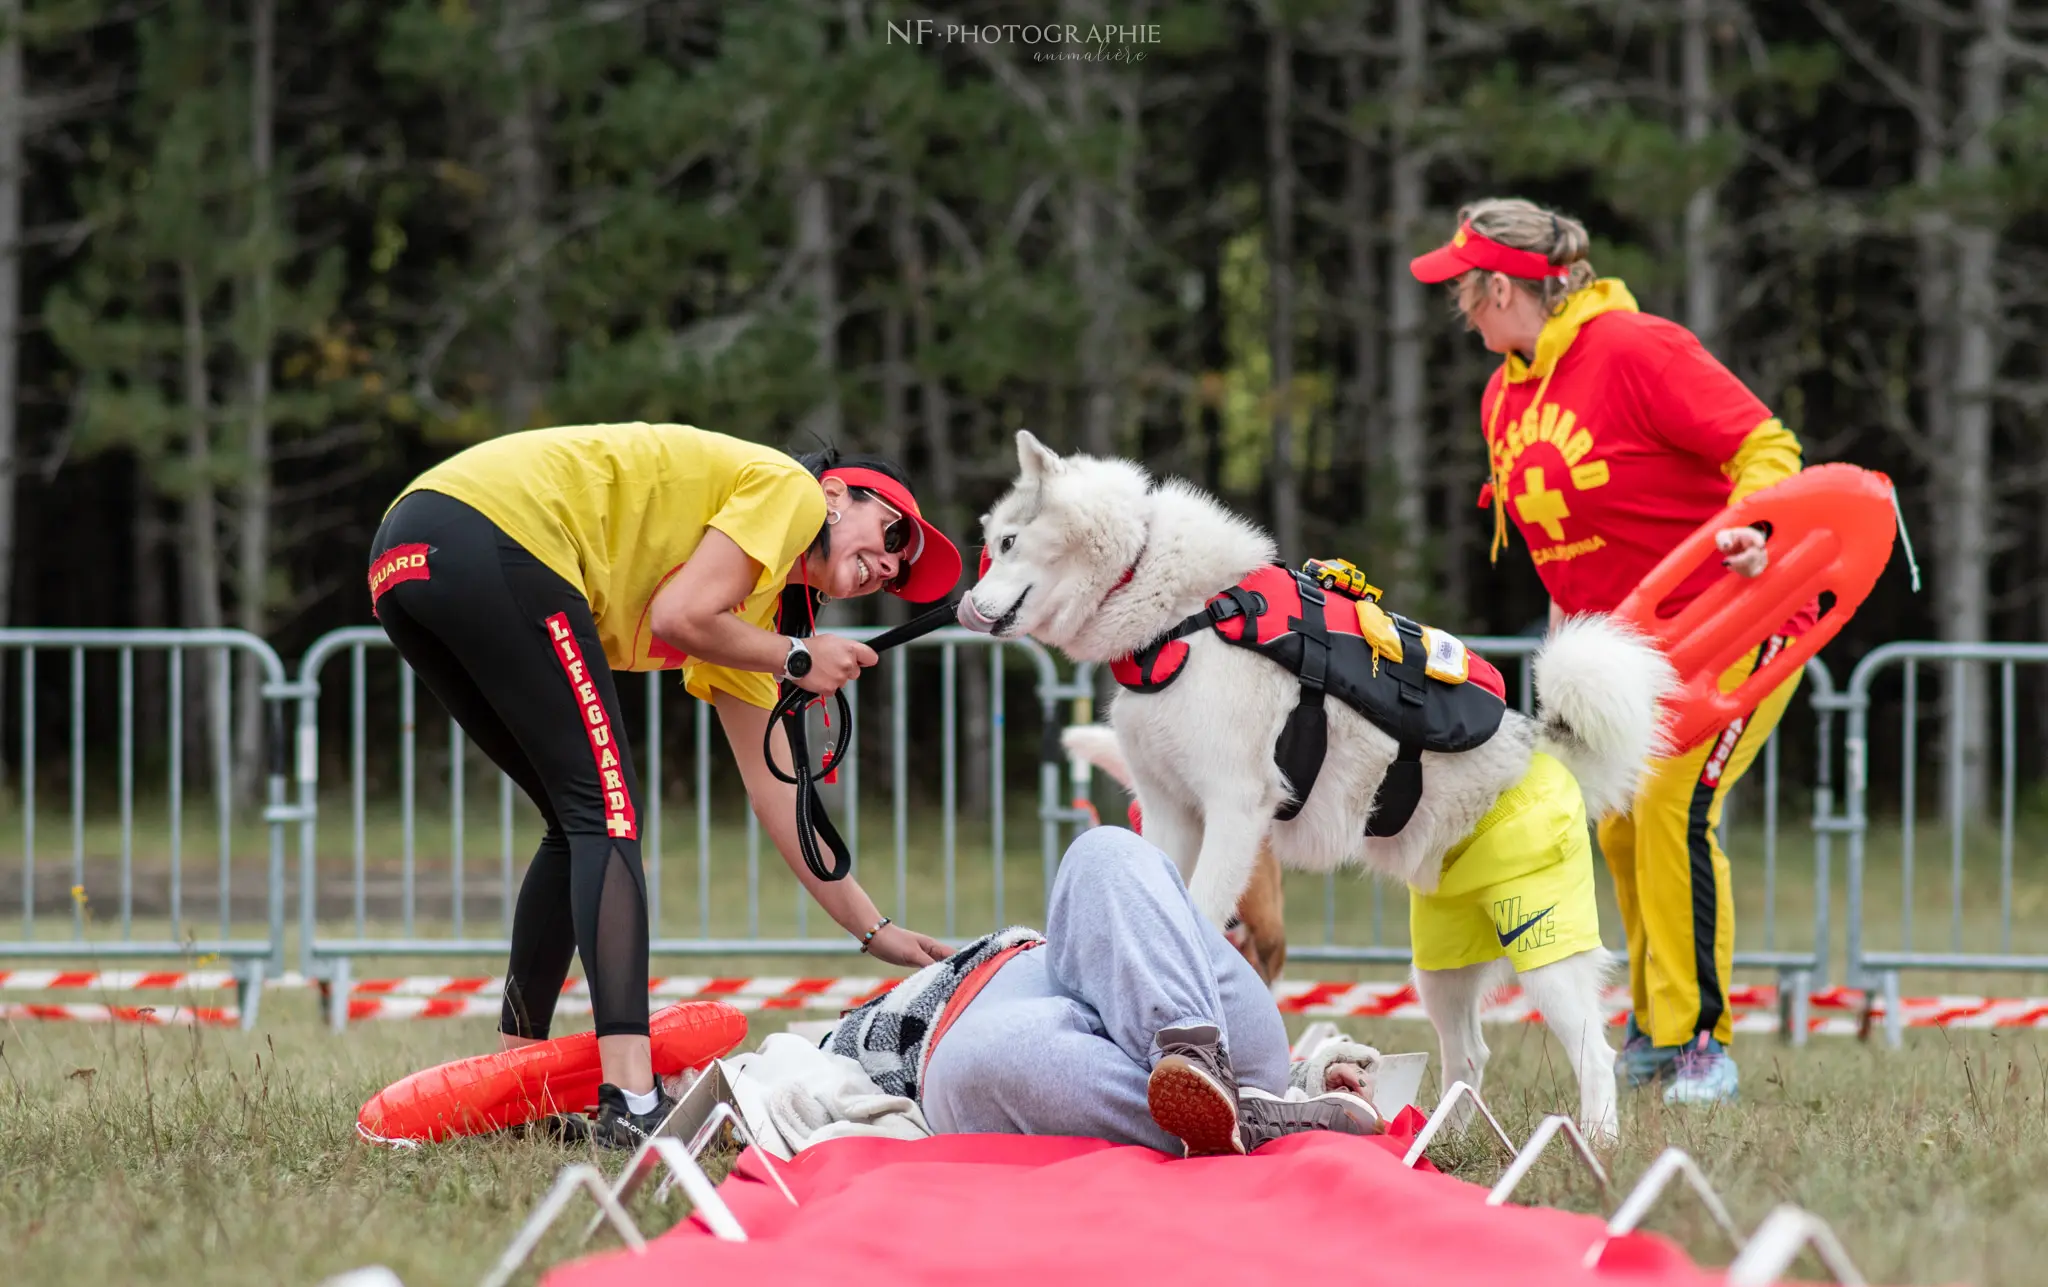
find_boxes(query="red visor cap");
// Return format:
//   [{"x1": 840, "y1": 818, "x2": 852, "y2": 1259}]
[
  {"x1": 821, "y1": 466, "x2": 963, "y2": 603},
  {"x1": 1409, "y1": 222, "x2": 1571, "y2": 284}
]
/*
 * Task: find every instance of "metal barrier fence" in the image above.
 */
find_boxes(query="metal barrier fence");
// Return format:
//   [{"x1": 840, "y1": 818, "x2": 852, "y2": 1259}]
[
  {"x1": 0, "y1": 629, "x2": 300, "y2": 1028},
  {"x1": 1841, "y1": 642, "x2": 2048, "y2": 1045},
  {"x1": 0, "y1": 624, "x2": 1844, "y2": 1041},
  {"x1": 291, "y1": 626, "x2": 1089, "y2": 1021}
]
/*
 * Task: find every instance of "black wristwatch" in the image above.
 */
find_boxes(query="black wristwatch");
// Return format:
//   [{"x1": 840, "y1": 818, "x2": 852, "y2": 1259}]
[{"x1": 783, "y1": 636, "x2": 813, "y2": 680}]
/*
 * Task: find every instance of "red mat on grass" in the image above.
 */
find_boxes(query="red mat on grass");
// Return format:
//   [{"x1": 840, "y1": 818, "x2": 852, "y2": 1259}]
[{"x1": 544, "y1": 1109, "x2": 1724, "y2": 1287}]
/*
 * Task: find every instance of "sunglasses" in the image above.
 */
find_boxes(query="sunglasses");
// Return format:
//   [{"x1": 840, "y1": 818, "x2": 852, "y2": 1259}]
[
  {"x1": 869, "y1": 496, "x2": 915, "y2": 592},
  {"x1": 875, "y1": 500, "x2": 912, "y2": 556}
]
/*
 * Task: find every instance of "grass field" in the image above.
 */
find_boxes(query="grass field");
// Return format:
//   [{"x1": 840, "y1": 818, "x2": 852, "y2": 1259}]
[
  {"x1": 7, "y1": 793, "x2": 2048, "y2": 1285},
  {"x1": 3, "y1": 1006, "x2": 2045, "y2": 1287}
]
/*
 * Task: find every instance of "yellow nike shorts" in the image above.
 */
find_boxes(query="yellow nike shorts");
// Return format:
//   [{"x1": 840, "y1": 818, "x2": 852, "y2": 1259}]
[{"x1": 1408, "y1": 752, "x2": 1605, "y2": 974}]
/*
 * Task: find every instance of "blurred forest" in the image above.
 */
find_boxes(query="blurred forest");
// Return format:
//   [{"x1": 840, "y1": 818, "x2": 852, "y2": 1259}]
[{"x1": 1, "y1": 0, "x2": 2045, "y2": 802}]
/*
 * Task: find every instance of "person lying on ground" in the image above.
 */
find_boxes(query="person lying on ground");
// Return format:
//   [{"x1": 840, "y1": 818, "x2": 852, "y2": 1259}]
[{"x1": 825, "y1": 825, "x2": 1384, "y2": 1157}]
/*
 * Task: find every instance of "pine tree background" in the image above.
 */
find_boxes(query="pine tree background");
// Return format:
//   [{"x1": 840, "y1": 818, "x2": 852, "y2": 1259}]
[{"x1": 2, "y1": 0, "x2": 2045, "y2": 797}]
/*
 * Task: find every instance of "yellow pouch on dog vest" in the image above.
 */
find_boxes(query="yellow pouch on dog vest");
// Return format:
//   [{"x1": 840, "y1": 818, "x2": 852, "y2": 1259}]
[
  {"x1": 1353, "y1": 597, "x2": 1471, "y2": 686},
  {"x1": 1355, "y1": 599, "x2": 1405, "y2": 665}
]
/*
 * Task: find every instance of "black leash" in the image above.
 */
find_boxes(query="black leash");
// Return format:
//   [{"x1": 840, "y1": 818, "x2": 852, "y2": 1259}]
[{"x1": 765, "y1": 601, "x2": 961, "y2": 882}]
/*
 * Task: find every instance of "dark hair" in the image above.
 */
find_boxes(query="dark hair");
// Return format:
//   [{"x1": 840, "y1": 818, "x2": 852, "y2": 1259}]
[
  {"x1": 794, "y1": 447, "x2": 913, "y2": 499},
  {"x1": 778, "y1": 446, "x2": 915, "y2": 631},
  {"x1": 793, "y1": 446, "x2": 912, "y2": 560}
]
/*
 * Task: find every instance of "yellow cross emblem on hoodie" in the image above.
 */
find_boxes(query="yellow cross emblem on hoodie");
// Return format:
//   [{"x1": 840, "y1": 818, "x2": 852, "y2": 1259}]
[{"x1": 1513, "y1": 467, "x2": 1571, "y2": 542}]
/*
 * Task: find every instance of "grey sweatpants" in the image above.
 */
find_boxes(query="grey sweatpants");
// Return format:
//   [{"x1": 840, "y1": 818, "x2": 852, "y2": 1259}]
[{"x1": 920, "y1": 826, "x2": 1290, "y2": 1154}]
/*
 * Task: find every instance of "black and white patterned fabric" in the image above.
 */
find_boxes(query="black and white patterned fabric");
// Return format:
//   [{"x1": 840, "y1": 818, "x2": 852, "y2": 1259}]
[{"x1": 823, "y1": 926, "x2": 1044, "y2": 1101}]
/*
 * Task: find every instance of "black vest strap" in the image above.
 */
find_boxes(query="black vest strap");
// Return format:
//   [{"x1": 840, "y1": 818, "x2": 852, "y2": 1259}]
[
  {"x1": 1126, "y1": 587, "x2": 1264, "y2": 682},
  {"x1": 1364, "y1": 616, "x2": 1430, "y2": 837},
  {"x1": 1273, "y1": 574, "x2": 1330, "y2": 823}
]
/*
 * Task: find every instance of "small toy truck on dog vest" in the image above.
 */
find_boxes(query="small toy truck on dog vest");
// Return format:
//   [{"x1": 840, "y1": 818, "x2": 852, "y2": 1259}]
[{"x1": 1111, "y1": 560, "x2": 1508, "y2": 836}]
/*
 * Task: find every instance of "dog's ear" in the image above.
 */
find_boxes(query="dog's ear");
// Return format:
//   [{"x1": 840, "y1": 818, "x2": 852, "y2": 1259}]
[{"x1": 1016, "y1": 429, "x2": 1064, "y2": 482}]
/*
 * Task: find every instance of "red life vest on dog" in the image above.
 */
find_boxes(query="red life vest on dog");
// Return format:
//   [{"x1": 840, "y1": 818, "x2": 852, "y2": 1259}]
[{"x1": 1109, "y1": 563, "x2": 1508, "y2": 837}]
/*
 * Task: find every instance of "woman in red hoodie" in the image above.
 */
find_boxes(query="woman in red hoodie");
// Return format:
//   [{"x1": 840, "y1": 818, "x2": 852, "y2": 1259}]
[{"x1": 1410, "y1": 198, "x2": 1808, "y2": 1107}]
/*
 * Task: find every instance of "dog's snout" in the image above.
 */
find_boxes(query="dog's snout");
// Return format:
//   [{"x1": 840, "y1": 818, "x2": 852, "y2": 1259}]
[{"x1": 955, "y1": 595, "x2": 996, "y2": 633}]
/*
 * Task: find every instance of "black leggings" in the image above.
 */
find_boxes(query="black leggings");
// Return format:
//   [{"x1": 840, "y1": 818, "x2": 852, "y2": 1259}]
[{"x1": 369, "y1": 489, "x2": 650, "y2": 1040}]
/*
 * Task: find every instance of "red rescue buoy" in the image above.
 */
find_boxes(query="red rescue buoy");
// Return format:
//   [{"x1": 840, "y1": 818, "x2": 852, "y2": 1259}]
[
  {"x1": 356, "y1": 999, "x2": 748, "y2": 1144},
  {"x1": 1613, "y1": 463, "x2": 1898, "y2": 755}
]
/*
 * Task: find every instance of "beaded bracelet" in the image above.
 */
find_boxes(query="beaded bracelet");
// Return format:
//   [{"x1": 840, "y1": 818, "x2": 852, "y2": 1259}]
[{"x1": 858, "y1": 916, "x2": 892, "y2": 954}]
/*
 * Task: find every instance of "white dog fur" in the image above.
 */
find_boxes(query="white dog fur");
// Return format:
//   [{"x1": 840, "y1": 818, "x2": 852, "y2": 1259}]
[{"x1": 958, "y1": 430, "x2": 1678, "y2": 1142}]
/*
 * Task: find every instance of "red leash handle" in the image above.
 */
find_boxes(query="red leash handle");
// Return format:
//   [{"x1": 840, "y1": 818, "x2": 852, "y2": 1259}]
[{"x1": 1612, "y1": 463, "x2": 1898, "y2": 754}]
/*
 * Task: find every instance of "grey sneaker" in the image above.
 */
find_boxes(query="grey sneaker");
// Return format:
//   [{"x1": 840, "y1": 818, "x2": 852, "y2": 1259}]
[
  {"x1": 591, "y1": 1082, "x2": 679, "y2": 1151},
  {"x1": 1663, "y1": 1034, "x2": 1739, "y2": 1105},
  {"x1": 1239, "y1": 1087, "x2": 1383, "y2": 1149},
  {"x1": 1147, "y1": 1023, "x2": 1243, "y2": 1157}
]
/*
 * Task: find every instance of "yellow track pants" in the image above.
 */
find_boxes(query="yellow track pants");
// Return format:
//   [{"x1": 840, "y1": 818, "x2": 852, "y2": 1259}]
[{"x1": 1596, "y1": 636, "x2": 1801, "y2": 1049}]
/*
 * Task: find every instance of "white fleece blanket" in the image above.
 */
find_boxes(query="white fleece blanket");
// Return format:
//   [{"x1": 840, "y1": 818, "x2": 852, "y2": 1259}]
[{"x1": 722, "y1": 1032, "x2": 932, "y2": 1160}]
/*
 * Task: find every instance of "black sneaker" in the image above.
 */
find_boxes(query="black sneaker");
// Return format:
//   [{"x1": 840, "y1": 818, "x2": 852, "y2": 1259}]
[
  {"x1": 591, "y1": 1082, "x2": 679, "y2": 1151},
  {"x1": 1146, "y1": 1023, "x2": 1244, "y2": 1157},
  {"x1": 506, "y1": 1112, "x2": 593, "y2": 1145}
]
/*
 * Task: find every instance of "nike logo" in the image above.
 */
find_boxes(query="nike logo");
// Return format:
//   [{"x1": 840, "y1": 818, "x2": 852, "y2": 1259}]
[{"x1": 1497, "y1": 904, "x2": 1556, "y2": 948}]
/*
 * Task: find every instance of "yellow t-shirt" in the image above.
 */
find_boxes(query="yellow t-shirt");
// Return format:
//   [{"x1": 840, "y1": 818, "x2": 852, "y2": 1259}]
[{"x1": 395, "y1": 423, "x2": 826, "y2": 709}]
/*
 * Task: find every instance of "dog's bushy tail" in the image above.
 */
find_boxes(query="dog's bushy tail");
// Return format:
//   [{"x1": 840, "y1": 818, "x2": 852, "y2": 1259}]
[
  {"x1": 1059, "y1": 723, "x2": 1133, "y2": 789},
  {"x1": 1532, "y1": 615, "x2": 1678, "y2": 820}
]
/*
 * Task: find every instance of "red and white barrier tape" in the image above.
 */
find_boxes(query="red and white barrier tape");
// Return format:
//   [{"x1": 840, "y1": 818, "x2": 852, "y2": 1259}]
[
  {"x1": 1277, "y1": 979, "x2": 2048, "y2": 1031},
  {"x1": 0, "y1": 1002, "x2": 239, "y2": 1026},
  {"x1": 1274, "y1": 980, "x2": 1773, "y2": 1018},
  {"x1": 338, "y1": 985, "x2": 895, "y2": 1022},
  {"x1": 350, "y1": 975, "x2": 900, "y2": 1006},
  {"x1": 0, "y1": 969, "x2": 241, "y2": 991},
  {"x1": 7, "y1": 971, "x2": 2048, "y2": 1031}
]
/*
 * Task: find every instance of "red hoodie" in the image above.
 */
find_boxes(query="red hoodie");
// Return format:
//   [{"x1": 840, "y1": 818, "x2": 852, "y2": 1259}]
[{"x1": 1477, "y1": 280, "x2": 1811, "y2": 633}]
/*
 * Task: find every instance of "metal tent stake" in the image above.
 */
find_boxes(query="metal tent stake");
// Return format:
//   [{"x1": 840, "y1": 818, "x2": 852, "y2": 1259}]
[
  {"x1": 1484, "y1": 1114, "x2": 1610, "y2": 1207},
  {"x1": 1727, "y1": 1205, "x2": 1869, "y2": 1285},
  {"x1": 1400, "y1": 1080, "x2": 1518, "y2": 1168},
  {"x1": 1582, "y1": 1146, "x2": 1745, "y2": 1269},
  {"x1": 479, "y1": 1164, "x2": 645, "y2": 1287}
]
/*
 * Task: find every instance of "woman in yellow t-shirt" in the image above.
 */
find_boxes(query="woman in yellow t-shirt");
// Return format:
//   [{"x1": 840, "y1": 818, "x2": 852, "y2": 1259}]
[{"x1": 367, "y1": 423, "x2": 962, "y2": 1147}]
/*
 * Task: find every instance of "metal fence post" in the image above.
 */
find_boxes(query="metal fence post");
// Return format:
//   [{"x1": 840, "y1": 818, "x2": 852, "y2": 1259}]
[
  {"x1": 1804, "y1": 662, "x2": 1838, "y2": 994},
  {"x1": 291, "y1": 662, "x2": 324, "y2": 982},
  {"x1": 1841, "y1": 662, "x2": 1872, "y2": 993}
]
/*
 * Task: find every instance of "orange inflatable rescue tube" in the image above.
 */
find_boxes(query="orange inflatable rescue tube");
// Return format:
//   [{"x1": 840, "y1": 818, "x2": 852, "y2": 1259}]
[
  {"x1": 1612, "y1": 463, "x2": 1899, "y2": 756},
  {"x1": 357, "y1": 1000, "x2": 748, "y2": 1144}
]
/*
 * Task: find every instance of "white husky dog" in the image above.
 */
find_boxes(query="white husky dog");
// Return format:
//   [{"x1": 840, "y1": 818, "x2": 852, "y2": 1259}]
[{"x1": 956, "y1": 431, "x2": 1676, "y2": 1141}]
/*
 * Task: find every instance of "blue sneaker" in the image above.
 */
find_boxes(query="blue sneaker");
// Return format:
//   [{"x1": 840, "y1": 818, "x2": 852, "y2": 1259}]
[
  {"x1": 1662, "y1": 1034, "x2": 1739, "y2": 1105},
  {"x1": 1615, "y1": 1014, "x2": 1679, "y2": 1088}
]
